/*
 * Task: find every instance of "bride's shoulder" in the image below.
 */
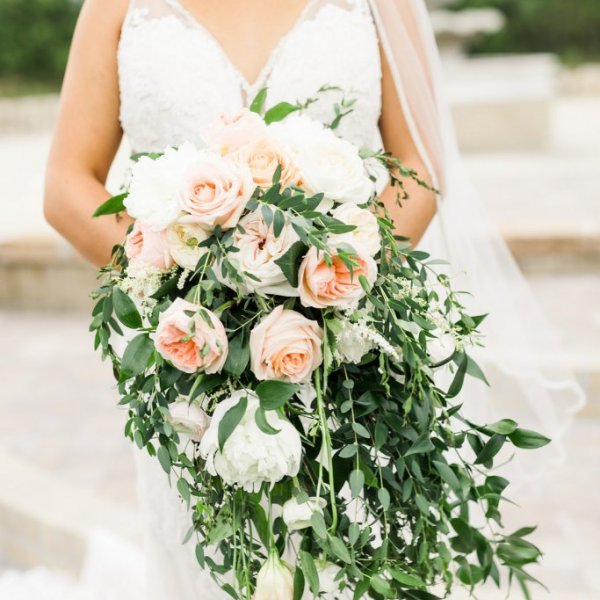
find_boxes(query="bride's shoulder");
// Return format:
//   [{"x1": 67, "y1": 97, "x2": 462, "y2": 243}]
[{"x1": 77, "y1": 0, "x2": 131, "y2": 34}]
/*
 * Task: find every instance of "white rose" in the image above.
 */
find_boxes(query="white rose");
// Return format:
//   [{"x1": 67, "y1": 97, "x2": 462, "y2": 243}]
[
  {"x1": 219, "y1": 210, "x2": 300, "y2": 296},
  {"x1": 282, "y1": 497, "x2": 326, "y2": 532},
  {"x1": 329, "y1": 203, "x2": 381, "y2": 257},
  {"x1": 124, "y1": 143, "x2": 200, "y2": 231},
  {"x1": 253, "y1": 552, "x2": 294, "y2": 600},
  {"x1": 165, "y1": 222, "x2": 210, "y2": 271},
  {"x1": 270, "y1": 115, "x2": 373, "y2": 205},
  {"x1": 199, "y1": 390, "x2": 302, "y2": 492},
  {"x1": 168, "y1": 400, "x2": 210, "y2": 443},
  {"x1": 428, "y1": 330, "x2": 456, "y2": 364}
]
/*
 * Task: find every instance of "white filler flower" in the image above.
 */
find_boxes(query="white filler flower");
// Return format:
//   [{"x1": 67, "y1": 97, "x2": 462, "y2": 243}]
[{"x1": 199, "y1": 390, "x2": 302, "y2": 492}]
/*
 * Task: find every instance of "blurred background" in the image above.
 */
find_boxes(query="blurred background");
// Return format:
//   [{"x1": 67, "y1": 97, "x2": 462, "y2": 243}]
[{"x1": 0, "y1": 0, "x2": 598, "y2": 598}]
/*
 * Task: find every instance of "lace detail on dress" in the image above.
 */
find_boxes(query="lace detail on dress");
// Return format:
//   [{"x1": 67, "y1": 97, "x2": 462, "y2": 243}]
[{"x1": 118, "y1": 0, "x2": 383, "y2": 153}]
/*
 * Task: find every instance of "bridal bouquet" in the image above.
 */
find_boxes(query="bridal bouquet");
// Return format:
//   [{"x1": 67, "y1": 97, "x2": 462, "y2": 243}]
[{"x1": 91, "y1": 91, "x2": 549, "y2": 599}]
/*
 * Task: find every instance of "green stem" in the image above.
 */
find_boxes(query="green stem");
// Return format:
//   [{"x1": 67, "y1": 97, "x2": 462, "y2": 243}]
[{"x1": 315, "y1": 368, "x2": 338, "y2": 532}]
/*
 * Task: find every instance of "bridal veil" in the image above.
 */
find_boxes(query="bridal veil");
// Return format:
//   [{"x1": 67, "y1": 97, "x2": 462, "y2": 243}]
[{"x1": 369, "y1": 0, "x2": 585, "y2": 481}]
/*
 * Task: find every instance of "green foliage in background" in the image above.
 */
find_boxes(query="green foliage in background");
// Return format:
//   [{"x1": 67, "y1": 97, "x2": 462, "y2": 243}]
[
  {"x1": 0, "y1": 0, "x2": 81, "y2": 86},
  {"x1": 451, "y1": 0, "x2": 600, "y2": 63}
]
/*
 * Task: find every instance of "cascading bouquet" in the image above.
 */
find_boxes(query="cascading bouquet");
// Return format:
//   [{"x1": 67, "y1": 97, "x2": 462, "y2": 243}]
[{"x1": 91, "y1": 90, "x2": 549, "y2": 600}]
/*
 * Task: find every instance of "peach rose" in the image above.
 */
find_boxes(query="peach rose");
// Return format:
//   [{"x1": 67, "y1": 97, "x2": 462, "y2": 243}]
[
  {"x1": 235, "y1": 136, "x2": 302, "y2": 189},
  {"x1": 155, "y1": 298, "x2": 228, "y2": 374},
  {"x1": 206, "y1": 109, "x2": 267, "y2": 156},
  {"x1": 177, "y1": 151, "x2": 254, "y2": 232},
  {"x1": 125, "y1": 221, "x2": 174, "y2": 270},
  {"x1": 250, "y1": 305, "x2": 323, "y2": 383},
  {"x1": 298, "y1": 245, "x2": 377, "y2": 309}
]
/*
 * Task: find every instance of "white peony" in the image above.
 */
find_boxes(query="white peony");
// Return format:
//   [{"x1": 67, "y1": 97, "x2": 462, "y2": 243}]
[
  {"x1": 199, "y1": 390, "x2": 302, "y2": 492},
  {"x1": 282, "y1": 496, "x2": 326, "y2": 532},
  {"x1": 124, "y1": 143, "x2": 200, "y2": 231},
  {"x1": 253, "y1": 552, "x2": 294, "y2": 600},
  {"x1": 168, "y1": 399, "x2": 210, "y2": 443},
  {"x1": 165, "y1": 222, "x2": 210, "y2": 271},
  {"x1": 219, "y1": 209, "x2": 300, "y2": 296},
  {"x1": 329, "y1": 203, "x2": 381, "y2": 257},
  {"x1": 270, "y1": 114, "x2": 373, "y2": 205}
]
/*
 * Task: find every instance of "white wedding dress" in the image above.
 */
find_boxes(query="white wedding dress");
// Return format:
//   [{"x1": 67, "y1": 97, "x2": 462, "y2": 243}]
[{"x1": 0, "y1": 0, "x2": 584, "y2": 598}]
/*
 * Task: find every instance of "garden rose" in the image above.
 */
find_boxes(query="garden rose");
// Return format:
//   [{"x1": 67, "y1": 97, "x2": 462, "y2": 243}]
[
  {"x1": 235, "y1": 136, "x2": 302, "y2": 189},
  {"x1": 282, "y1": 497, "x2": 326, "y2": 532},
  {"x1": 253, "y1": 551, "x2": 294, "y2": 600},
  {"x1": 250, "y1": 306, "x2": 323, "y2": 383},
  {"x1": 125, "y1": 221, "x2": 174, "y2": 270},
  {"x1": 154, "y1": 298, "x2": 228, "y2": 374},
  {"x1": 206, "y1": 108, "x2": 267, "y2": 156},
  {"x1": 199, "y1": 390, "x2": 302, "y2": 492},
  {"x1": 298, "y1": 245, "x2": 377, "y2": 309},
  {"x1": 124, "y1": 143, "x2": 200, "y2": 231},
  {"x1": 165, "y1": 222, "x2": 209, "y2": 271},
  {"x1": 177, "y1": 151, "x2": 254, "y2": 232},
  {"x1": 168, "y1": 400, "x2": 210, "y2": 443},
  {"x1": 270, "y1": 114, "x2": 373, "y2": 204},
  {"x1": 330, "y1": 203, "x2": 381, "y2": 257},
  {"x1": 221, "y1": 210, "x2": 300, "y2": 296}
]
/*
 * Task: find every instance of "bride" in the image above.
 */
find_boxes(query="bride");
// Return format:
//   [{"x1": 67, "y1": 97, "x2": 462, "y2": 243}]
[{"x1": 28, "y1": 0, "x2": 582, "y2": 598}]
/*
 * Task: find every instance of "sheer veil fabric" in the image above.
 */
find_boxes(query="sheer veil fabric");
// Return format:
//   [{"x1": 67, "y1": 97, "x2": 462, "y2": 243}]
[{"x1": 369, "y1": 0, "x2": 585, "y2": 482}]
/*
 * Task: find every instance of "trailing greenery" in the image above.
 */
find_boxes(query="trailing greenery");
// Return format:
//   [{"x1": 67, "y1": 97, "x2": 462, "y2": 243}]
[
  {"x1": 89, "y1": 92, "x2": 550, "y2": 598},
  {"x1": 450, "y1": 0, "x2": 600, "y2": 63},
  {"x1": 0, "y1": 0, "x2": 81, "y2": 86}
]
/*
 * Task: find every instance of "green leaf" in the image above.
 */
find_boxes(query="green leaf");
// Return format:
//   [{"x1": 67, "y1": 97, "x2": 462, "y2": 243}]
[
  {"x1": 447, "y1": 353, "x2": 468, "y2": 398},
  {"x1": 310, "y1": 511, "x2": 328, "y2": 538},
  {"x1": 256, "y1": 380, "x2": 300, "y2": 410},
  {"x1": 338, "y1": 444, "x2": 358, "y2": 459},
  {"x1": 509, "y1": 428, "x2": 551, "y2": 449},
  {"x1": 249, "y1": 87, "x2": 268, "y2": 114},
  {"x1": 223, "y1": 333, "x2": 249, "y2": 377},
  {"x1": 433, "y1": 461, "x2": 463, "y2": 498},
  {"x1": 112, "y1": 287, "x2": 142, "y2": 329},
  {"x1": 121, "y1": 333, "x2": 154, "y2": 377},
  {"x1": 404, "y1": 433, "x2": 435, "y2": 457},
  {"x1": 255, "y1": 406, "x2": 281, "y2": 435},
  {"x1": 293, "y1": 566, "x2": 305, "y2": 600},
  {"x1": 300, "y1": 551, "x2": 320, "y2": 595},
  {"x1": 475, "y1": 433, "x2": 506, "y2": 465},
  {"x1": 249, "y1": 503, "x2": 270, "y2": 548},
  {"x1": 92, "y1": 192, "x2": 127, "y2": 217},
  {"x1": 486, "y1": 419, "x2": 519, "y2": 435},
  {"x1": 349, "y1": 469, "x2": 364, "y2": 498},
  {"x1": 177, "y1": 477, "x2": 191, "y2": 507},
  {"x1": 378, "y1": 487, "x2": 391, "y2": 510},
  {"x1": 465, "y1": 354, "x2": 490, "y2": 386},
  {"x1": 328, "y1": 535, "x2": 352, "y2": 564},
  {"x1": 389, "y1": 568, "x2": 426, "y2": 588},
  {"x1": 370, "y1": 574, "x2": 393, "y2": 596},
  {"x1": 218, "y1": 394, "x2": 248, "y2": 451},
  {"x1": 352, "y1": 422, "x2": 370, "y2": 439},
  {"x1": 274, "y1": 240, "x2": 308, "y2": 287},
  {"x1": 273, "y1": 209, "x2": 285, "y2": 237},
  {"x1": 265, "y1": 101, "x2": 300, "y2": 124},
  {"x1": 157, "y1": 445, "x2": 171, "y2": 474}
]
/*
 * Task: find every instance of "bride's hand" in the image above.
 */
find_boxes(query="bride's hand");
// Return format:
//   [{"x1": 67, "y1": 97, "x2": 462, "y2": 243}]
[{"x1": 44, "y1": 0, "x2": 132, "y2": 267}]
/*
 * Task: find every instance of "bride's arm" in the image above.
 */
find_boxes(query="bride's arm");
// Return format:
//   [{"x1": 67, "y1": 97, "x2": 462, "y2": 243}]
[
  {"x1": 379, "y1": 47, "x2": 437, "y2": 246},
  {"x1": 44, "y1": 0, "x2": 132, "y2": 267}
]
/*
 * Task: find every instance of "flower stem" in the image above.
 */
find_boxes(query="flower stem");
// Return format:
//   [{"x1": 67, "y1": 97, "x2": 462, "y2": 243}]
[{"x1": 314, "y1": 367, "x2": 338, "y2": 532}]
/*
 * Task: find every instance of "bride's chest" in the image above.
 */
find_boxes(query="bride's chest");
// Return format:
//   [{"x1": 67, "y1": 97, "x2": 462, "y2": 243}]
[{"x1": 118, "y1": 3, "x2": 383, "y2": 152}]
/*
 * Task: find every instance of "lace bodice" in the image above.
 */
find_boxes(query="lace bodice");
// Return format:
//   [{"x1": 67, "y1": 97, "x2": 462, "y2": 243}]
[{"x1": 118, "y1": 0, "x2": 383, "y2": 154}]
